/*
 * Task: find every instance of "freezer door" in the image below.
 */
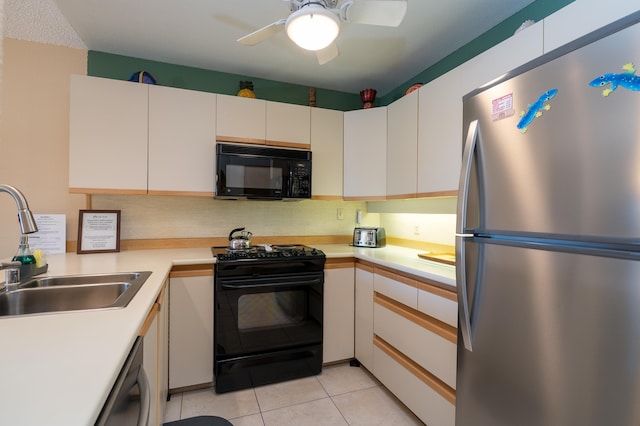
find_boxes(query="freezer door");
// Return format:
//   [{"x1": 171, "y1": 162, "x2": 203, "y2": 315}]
[
  {"x1": 461, "y1": 20, "x2": 640, "y2": 241},
  {"x1": 456, "y1": 239, "x2": 640, "y2": 426}
]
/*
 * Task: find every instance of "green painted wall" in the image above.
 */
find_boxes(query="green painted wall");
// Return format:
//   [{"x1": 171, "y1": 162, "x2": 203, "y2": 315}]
[
  {"x1": 381, "y1": 0, "x2": 574, "y2": 104},
  {"x1": 88, "y1": 0, "x2": 574, "y2": 110},
  {"x1": 87, "y1": 51, "x2": 363, "y2": 111}
]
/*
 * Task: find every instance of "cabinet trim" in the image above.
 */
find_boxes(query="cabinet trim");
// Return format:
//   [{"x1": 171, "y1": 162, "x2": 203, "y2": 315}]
[
  {"x1": 265, "y1": 140, "x2": 310, "y2": 149},
  {"x1": 355, "y1": 259, "x2": 376, "y2": 272},
  {"x1": 326, "y1": 257, "x2": 355, "y2": 269},
  {"x1": 375, "y1": 267, "x2": 417, "y2": 289},
  {"x1": 216, "y1": 136, "x2": 266, "y2": 145},
  {"x1": 417, "y1": 280, "x2": 457, "y2": 302},
  {"x1": 69, "y1": 187, "x2": 147, "y2": 195},
  {"x1": 416, "y1": 190, "x2": 458, "y2": 198},
  {"x1": 344, "y1": 195, "x2": 387, "y2": 201},
  {"x1": 139, "y1": 303, "x2": 160, "y2": 336},
  {"x1": 374, "y1": 335, "x2": 456, "y2": 405},
  {"x1": 148, "y1": 190, "x2": 215, "y2": 197},
  {"x1": 375, "y1": 262, "x2": 456, "y2": 296},
  {"x1": 375, "y1": 292, "x2": 457, "y2": 344},
  {"x1": 170, "y1": 265, "x2": 213, "y2": 278},
  {"x1": 386, "y1": 193, "x2": 417, "y2": 200},
  {"x1": 156, "y1": 284, "x2": 167, "y2": 311}
]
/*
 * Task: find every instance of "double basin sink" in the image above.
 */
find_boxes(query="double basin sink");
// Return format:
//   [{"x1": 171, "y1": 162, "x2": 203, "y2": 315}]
[{"x1": 0, "y1": 271, "x2": 152, "y2": 317}]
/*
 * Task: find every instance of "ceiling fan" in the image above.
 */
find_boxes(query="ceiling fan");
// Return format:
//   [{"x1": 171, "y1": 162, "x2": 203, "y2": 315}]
[{"x1": 237, "y1": 0, "x2": 408, "y2": 65}]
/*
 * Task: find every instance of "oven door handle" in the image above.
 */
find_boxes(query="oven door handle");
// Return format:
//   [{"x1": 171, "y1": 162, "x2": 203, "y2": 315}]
[{"x1": 220, "y1": 277, "x2": 323, "y2": 289}]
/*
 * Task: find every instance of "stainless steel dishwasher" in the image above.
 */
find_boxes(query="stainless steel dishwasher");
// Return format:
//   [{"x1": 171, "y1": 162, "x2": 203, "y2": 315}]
[{"x1": 95, "y1": 336, "x2": 150, "y2": 426}]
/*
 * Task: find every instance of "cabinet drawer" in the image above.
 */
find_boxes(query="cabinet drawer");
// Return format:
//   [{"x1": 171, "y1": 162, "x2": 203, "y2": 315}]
[
  {"x1": 373, "y1": 342, "x2": 455, "y2": 426},
  {"x1": 417, "y1": 281, "x2": 458, "y2": 328},
  {"x1": 374, "y1": 294, "x2": 456, "y2": 388},
  {"x1": 374, "y1": 268, "x2": 417, "y2": 309}
]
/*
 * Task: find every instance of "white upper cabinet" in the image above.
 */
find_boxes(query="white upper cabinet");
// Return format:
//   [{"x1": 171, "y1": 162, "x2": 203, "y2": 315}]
[
  {"x1": 69, "y1": 75, "x2": 149, "y2": 194},
  {"x1": 266, "y1": 101, "x2": 311, "y2": 148},
  {"x1": 216, "y1": 94, "x2": 266, "y2": 144},
  {"x1": 386, "y1": 90, "x2": 418, "y2": 199},
  {"x1": 544, "y1": 0, "x2": 640, "y2": 54},
  {"x1": 458, "y1": 20, "x2": 544, "y2": 96},
  {"x1": 343, "y1": 107, "x2": 388, "y2": 200},
  {"x1": 417, "y1": 68, "x2": 462, "y2": 196},
  {"x1": 148, "y1": 85, "x2": 216, "y2": 196},
  {"x1": 310, "y1": 108, "x2": 344, "y2": 199}
]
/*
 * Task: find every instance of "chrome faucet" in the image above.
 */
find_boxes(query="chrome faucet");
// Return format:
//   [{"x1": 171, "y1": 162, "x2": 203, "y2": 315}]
[
  {"x1": 0, "y1": 185, "x2": 38, "y2": 288},
  {"x1": 0, "y1": 184, "x2": 38, "y2": 234}
]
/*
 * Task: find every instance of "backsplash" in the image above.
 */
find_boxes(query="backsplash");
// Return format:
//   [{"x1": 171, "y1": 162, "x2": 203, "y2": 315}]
[
  {"x1": 380, "y1": 213, "x2": 456, "y2": 246},
  {"x1": 92, "y1": 195, "x2": 378, "y2": 240},
  {"x1": 91, "y1": 195, "x2": 455, "y2": 247}
]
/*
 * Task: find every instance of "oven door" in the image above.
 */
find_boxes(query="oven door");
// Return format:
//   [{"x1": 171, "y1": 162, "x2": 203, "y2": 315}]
[{"x1": 214, "y1": 271, "x2": 323, "y2": 392}]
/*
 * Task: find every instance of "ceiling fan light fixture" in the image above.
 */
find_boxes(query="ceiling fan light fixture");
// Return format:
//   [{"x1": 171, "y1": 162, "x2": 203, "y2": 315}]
[{"x1": 286, "y1": 5, "x2": 340, "y2": 51}]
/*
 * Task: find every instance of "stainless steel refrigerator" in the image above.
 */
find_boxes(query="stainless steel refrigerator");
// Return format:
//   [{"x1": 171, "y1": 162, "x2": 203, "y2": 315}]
[{"x1": 456, "y1": 11, "x2": 640, "y2": 426}]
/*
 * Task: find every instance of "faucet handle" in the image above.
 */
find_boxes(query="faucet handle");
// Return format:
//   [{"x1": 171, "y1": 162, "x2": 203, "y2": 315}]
[
  {"x1": 5, "y1": 267, "x2": 20, "y2": 286},
  {"x1": 0, "y1": 261, "x2": 21, "y2": 270}
]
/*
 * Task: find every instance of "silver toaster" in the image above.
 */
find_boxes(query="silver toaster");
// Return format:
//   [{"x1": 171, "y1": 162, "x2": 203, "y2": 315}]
[{"x1": 353, "y1": 227, "x2": 386, "y2": 248}]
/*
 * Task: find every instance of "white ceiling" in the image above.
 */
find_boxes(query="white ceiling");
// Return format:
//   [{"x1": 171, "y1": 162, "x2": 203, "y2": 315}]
[{"x1": 50, "y1": 0, "x2": 536, "y2": 95}]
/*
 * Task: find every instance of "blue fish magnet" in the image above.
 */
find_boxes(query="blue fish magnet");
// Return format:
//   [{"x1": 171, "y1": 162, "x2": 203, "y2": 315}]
[
  {"x1": 589, "y1": 62, "x2": 640, "y2": 96},
  {"x1": 517, "y1": 88, "x2": 558, "y2": 133}
]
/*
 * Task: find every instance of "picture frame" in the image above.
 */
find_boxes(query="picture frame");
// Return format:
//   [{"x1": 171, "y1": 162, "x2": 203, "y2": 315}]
[{"x1": 77, "y1": 210, "x2": 121, "y2": 254}]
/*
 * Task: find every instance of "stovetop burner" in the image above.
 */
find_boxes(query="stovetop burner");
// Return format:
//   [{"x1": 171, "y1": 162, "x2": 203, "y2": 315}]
[{"x1": 212, "y1": 244, "x2": 324, "y2": 262}]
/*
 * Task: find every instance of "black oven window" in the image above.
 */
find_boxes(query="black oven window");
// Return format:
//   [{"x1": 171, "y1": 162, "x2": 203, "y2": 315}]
[{"x1": 237, "y1": 291, "x2": 306, "y2": 330}]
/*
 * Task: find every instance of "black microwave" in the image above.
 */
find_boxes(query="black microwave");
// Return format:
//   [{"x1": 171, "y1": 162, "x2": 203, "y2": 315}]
[{"x1": 215, "y1": 143, "x2": 312, "y2": 200}]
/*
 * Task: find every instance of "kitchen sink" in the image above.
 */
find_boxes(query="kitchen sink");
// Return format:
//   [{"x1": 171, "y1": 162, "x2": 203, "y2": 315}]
[{"x1": 0, "y1": 271, "x2": 152, "y2": 317}]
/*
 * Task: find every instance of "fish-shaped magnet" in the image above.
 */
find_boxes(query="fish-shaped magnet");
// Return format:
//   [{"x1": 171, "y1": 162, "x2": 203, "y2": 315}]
[
  {"x1": 517, "y1": 88, "x2": 558, "y2": 133},
  {"x1": 589, "y1": 63, "x2": 640, "y2": 96}
]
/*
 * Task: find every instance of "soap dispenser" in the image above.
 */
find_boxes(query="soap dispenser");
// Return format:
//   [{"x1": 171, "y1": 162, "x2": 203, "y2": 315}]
[{"x1": 12, "y1": 234, "x2": 36, "y2": 264}]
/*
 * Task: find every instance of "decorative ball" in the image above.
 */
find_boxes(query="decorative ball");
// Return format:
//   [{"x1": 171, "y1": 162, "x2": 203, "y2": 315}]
[{"x1": 405, "y1": 83, "x2": 423, "y2": 95}]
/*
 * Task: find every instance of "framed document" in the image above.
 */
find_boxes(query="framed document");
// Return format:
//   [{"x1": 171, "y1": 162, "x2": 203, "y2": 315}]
[{"x1": 77, "y1": 210, "x2": 121, "y2": 254}]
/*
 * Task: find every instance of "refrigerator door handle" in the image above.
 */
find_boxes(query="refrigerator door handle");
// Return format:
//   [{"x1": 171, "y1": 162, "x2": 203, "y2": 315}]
[
  {"x1": 456, "y1": 235, "x2": 473, "y2": 352},
  {"x1": 456, "y1": 119, "x2": 480, "y2": 235}
]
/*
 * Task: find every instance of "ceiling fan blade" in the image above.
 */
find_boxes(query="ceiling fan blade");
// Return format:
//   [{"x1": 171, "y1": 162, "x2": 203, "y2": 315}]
[
  {"x1": 316, "y1": 42, "x2": 340, "y2": 65},
  {"x1": 340, "y1": 0, "x2": 407, "y2": 27},
  {"x1": 237, "y1": 19, "x2": 286, "y2": 46}
]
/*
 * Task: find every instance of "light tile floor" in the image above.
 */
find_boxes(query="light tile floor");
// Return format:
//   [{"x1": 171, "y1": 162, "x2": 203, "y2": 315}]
[{"x1": 164, "y1": 362, "x2": 425, "y2": 425}]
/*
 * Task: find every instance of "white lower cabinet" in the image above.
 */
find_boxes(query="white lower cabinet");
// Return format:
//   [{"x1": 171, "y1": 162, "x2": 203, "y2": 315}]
[
  {"x1": 323, "y1": 261, "x2": 355, "y2": 363},
  {"x1": 374, "y1": 296, "x2": 457, "y2": 389},
  {"x1": 169, "y1": 268, "x2": 214, "y2": 390},
  {"x1": 373, "y1": 344, "x2": 456, "y2": 426},
  {"x1": 369, "y1": 266, "x2": 458, "y2": 426},
  {"x1": 418, "y1": 282, "x2": 458, "y2": 329},
  {"x1": 354, "y1": 262, "x2": 374, "y2": 369}
]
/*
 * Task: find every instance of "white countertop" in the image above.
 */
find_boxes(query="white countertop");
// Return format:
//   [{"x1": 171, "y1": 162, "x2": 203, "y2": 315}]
[{"x1": 0, "y1": 244, "x2": 454, "y2": 425}]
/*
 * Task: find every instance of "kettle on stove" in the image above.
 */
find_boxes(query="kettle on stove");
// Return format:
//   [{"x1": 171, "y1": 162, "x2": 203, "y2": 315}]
[{"x1": 229, "y1": 227, "x2": 252, "y2": 249}]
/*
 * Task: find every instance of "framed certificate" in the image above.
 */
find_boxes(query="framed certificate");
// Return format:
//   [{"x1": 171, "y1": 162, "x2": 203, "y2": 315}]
[{"x1": 77, "y1": 210, "x2": 121, "y2": 254}]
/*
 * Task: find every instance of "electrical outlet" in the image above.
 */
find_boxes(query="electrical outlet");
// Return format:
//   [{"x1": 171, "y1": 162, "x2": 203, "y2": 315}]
[
  {"x1": 337, "y1": 208, "x2": 344, "y2": 220},
  {"x1": 414, "y1": 225, "x2": 420, "y2": 235}
]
